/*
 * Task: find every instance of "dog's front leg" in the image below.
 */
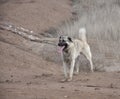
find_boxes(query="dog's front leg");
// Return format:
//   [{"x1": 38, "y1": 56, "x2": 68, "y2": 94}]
[
  {"x1": 68, "y1": 59, "x2": 75, "y2": 81},
  {"x1": 61, "y1": 62, "x2": 68, "y2": 82},
  {"x1": 63, "y1": 62, "x2": 68, "y2": 78}
]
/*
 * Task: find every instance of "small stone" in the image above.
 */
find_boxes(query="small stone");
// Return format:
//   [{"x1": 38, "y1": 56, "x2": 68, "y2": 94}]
[
  {"x1": 110, "y1": 83, "x2": 114, "y2": 88},
  {"x1": 94, "y1": 87, "x2": 100, "y2": 90},
  {"x1": 61, "y1": 86, "x2": 65, "y2": 89},
  {"x1": 64, "y1": 95, "x2": 68, "y2": 98},
  {"x1": 74, "y1": 89, "x2": 80, "y2": 91}
]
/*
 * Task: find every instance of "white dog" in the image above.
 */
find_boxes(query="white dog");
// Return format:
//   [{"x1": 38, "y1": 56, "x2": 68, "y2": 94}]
[{"x1": 58, "y1": 28, "x2": 93, "y2": 81}]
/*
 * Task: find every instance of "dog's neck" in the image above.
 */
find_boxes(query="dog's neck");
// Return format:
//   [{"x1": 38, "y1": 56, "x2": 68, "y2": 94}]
[
  {"x1": 63, "y1": 48, "x2": 68, "y2": 53},
  {"x1": 63, "y1": 45, "x2": 73, "y2": 53}
]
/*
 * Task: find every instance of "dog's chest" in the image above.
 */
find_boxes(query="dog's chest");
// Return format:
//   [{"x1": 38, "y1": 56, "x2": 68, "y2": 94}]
[{"x1": 63, "y1": 51, "x2": 72, "y2": 63}]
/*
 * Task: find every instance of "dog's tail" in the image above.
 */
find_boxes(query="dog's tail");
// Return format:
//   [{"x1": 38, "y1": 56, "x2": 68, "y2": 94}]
[{"x1": 79, "y1": 27, "x2": 87, "y2": 42}]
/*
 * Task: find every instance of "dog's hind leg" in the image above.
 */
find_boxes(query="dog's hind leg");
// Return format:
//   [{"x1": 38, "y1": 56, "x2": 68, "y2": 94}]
[
  {"x1": 76, "y1": 63, "x2": 80, "y2": 74},
  {"x1": 82, "y1": 45, "x2": 94, "y2": 72}
]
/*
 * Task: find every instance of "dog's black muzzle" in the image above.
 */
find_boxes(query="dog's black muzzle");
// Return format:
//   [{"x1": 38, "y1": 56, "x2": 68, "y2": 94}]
[
  {"x1": 58, "y1": 42, "x2": 68, "y2": 50},
  {"x1": 58, "y1": 43, "x2": 62, "y2": 47},
  {"x1": 58, "y1": 42, "x2": 66, "y2": 47}
]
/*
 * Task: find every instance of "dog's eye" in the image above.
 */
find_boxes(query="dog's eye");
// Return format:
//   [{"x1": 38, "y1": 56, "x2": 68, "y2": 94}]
[{"x1": 62, "y1": 40, "x2": 65, "y2": 42}]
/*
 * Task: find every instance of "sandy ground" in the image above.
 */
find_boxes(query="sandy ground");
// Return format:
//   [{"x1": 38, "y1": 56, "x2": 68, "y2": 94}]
[{"x1": 0, "y1": 0, "x2": 120, "y2": 99}]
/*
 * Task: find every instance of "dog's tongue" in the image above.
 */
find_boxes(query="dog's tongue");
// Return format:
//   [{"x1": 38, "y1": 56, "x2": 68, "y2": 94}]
[{"x1": 57, "y1": 46, "x2": 65, "y2": 54}]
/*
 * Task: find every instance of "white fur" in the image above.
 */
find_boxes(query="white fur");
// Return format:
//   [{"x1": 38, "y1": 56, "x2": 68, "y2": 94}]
[
  {"x1": 60, "y1": 28, "x2": 93, "y2": 82},
  {"x1": 79, "y1": 27, "x2": 87, "y2": 42}
]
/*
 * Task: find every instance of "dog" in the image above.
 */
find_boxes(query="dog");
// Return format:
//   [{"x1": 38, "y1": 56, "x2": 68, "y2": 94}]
[{"x1": 58, "y1": 28, "x2": 93, "y2": 81}]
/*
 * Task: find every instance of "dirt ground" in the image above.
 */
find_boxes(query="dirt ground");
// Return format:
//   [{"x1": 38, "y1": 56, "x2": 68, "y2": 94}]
[{"x1": 0, "y1": 0, "x2": 120, "y2": 99}]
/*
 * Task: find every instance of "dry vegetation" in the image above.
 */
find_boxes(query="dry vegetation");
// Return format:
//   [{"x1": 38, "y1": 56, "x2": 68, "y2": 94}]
[
  {"x1": 57, "y1": 0, "x2": 120, "y2": 71},
  {"x1": 1, "y1": 0, "x2": 120, "y2": 72}
]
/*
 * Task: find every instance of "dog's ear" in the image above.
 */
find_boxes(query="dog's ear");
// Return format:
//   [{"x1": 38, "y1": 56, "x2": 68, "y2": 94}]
[{"x1": 68, "y1": 37, "x2": 72, "y2": 42}]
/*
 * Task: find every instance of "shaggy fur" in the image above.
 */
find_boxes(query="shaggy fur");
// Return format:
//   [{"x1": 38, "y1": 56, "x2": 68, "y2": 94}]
[{"x1": 58, "y1": 28, "x2": 93, "y2": 81}]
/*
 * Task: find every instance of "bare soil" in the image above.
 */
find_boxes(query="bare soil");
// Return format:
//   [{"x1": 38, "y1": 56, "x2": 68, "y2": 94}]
[{"x1": 0, "y1": 0, "x2": 120, "y2": 99}]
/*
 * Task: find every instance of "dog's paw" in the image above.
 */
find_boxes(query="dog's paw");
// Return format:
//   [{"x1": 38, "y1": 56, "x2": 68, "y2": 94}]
[
  {"x1": 60, "y1": 78, "x2": 68, "y2": 83},
  {"x1": 67, "y1": 78, "x2": 72, "y2": 82},
  {"x1": 74, "y1": 72, "x2": 79, "y2": 75},
  {"x1": 91, "y1": 69, "x2": 94, "y2": 72}
]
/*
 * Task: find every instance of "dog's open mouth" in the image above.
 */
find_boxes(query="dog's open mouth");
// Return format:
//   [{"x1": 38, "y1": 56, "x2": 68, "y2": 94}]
[{"x1": 57, "y1": 46, "x2": 65, "y2": 53}]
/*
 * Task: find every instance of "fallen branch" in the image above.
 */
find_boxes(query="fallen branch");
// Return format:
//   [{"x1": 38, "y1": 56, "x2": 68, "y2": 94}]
[
  {"x1": 0, "y1": 22, "x2": 57, "y2": 46},
  {"x1": 85, "y1": 84, "x2": 120, "y2": 89}
]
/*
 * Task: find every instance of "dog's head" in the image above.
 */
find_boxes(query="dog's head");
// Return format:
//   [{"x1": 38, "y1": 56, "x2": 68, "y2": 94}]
[{"x1": 58, "y1": 36, "x2": 73, "y2": 51}]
